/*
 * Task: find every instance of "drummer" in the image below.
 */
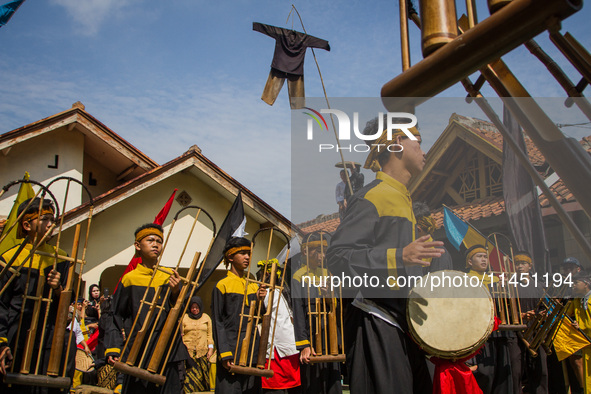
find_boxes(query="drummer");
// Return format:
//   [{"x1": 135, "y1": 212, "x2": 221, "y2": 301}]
[
  {"x1": 327, "y1": 115, "x2": 445, "y2": 393},
  {"x1": 466, "y1": 245, "x2": 519, "y2": 394}
]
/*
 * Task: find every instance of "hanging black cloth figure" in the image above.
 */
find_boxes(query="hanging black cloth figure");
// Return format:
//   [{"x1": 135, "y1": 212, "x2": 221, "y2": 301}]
[{"x1": 253, "y1": 22, "x2": 330, "y2": 109}]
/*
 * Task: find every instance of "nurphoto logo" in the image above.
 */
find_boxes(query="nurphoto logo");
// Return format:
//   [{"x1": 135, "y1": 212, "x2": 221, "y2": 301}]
[{"x1": 303, "y1": 108, "x2": 418, "y2": 153}]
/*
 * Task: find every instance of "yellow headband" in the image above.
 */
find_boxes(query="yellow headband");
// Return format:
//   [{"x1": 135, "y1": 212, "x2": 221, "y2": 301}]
[
  {"x1": 417, "y1": 216, "x2": 437, "y2": 235},
  {"x1": 303, "y1": 240, "x2": 328, "y2": 249},
  {"x1": 363, "y1": 126, "x2": 421, "y2": 172},
  {"x1": 22, "y1": 208, "x2": 54, "y2": 223},
  {"x1": 135, "y1": 228, "x2": 163, "y2": 243},
  {"x1": 515, "y1": 254, "x2": 532, "y2": 265},
  {"x1": 466, "y1": 247, "x2": 487, "y2": 267},
  {"x1": 225, "y1": 246, "x2": 251, "y2": 258}
]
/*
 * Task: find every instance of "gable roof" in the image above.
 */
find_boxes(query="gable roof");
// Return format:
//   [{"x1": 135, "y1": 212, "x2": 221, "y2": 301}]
[
  {"x1": 61, "y1": 145, "x2": 294, "y2": 235},
  {"x1": 0, "y1": 102, "x2": 158, "y2": 181},
  {"x1": 409, "y1": 113, "x2": 546, "y2": 204}
]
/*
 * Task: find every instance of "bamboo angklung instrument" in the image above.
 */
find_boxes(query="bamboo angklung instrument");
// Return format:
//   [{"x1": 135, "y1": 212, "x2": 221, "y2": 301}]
[
  {"x1": 402, "y1": 2, "x2": 591, "y2": 265},
  {"x1": 485, "y1": 233, "x2": 526, "y2": 331},
  {"x1": 486, "y1": 0, "x2": 591, "y2": 118},
  {"x1": 394, "y1": 0, "x2": 590, "y2": 355},
  {"x1": 113, "y1": 205, "x2": 217, "y2": 386},
  {"x1": 418, "y1": 0, "x2": 458, "y2": 57},
  {"x1": 303, "y1": 231, "x2": 345, "y2": 364},
  {"x1": 1, "y1": 179, "x2": 83, "y2": 389},
  {"x1": 45, "y1": 177, "x2": 95, "y2": 378},
  {"x1": 228, "y1": 227, "x2": 290, "y2": 378},
  {"x1": 256, "y1": 262, "x2": 278, "y2": 369},
  {"x1": 390, "y1": 0, "x2": 591, "y2": 240},
  {"x1": 519, "y1": 293, "x2": 569, "y2": 357}
]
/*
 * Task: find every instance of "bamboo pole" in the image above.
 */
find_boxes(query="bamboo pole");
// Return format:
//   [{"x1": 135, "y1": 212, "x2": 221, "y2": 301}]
[{"x1": 289, "y1": 5, "x2": 354, "y2": 196}]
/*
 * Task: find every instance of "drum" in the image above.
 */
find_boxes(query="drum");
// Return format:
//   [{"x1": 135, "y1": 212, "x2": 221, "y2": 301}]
[
  {"x1": 407, "y1": 270, "x2": 495, "y2": 360},
  {"x1": 75, "y1": 348, "x2": 94, "y2": 372}
]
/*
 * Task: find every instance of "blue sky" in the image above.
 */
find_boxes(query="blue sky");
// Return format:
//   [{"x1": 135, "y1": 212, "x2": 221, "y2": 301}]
[{"x1": 1, "y1": 0, "x2": 590, "y2": 223}]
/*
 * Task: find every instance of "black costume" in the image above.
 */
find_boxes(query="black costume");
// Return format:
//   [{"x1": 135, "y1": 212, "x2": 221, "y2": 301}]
[
  {"x1": 326, "y1": 171, "x2": 432, "y2": 394},
  {"x1": 253, "y1": 22, "x2": 330, "y2": 109},
  {"x1": 211, "y1": 271, "x2": 261, "y2": 394},
  {"x1": 0, "y1": 242, "x2": 75, "y2": 394},
  {"x1": 104, "y1": 263, "x2": 190, "y2": 394},
  {"x1": 291, "y1": 265, "x2": 342, "y2": 394},
  {"x1": 517, "y1": 273, "x2": 548, "y2": 394}
]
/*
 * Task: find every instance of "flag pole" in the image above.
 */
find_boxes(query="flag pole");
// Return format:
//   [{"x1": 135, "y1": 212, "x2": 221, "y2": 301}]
[
  {"x1": 442, "y1": 204, "x2": 490, "y2": 241},
  {"x1": 289, "y1": 5, "x2": 354, "y2": 197},
  {"x1": 460, "y1": 79, "x2": 591, "y2": 264}
]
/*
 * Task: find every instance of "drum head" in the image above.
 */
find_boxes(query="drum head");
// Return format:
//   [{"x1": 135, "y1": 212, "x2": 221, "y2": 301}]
[{"x1": 407, "y1": 270, "x2": 495, "y2": 360}]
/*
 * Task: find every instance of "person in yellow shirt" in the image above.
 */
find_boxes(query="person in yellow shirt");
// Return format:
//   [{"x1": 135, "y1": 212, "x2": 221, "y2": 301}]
[
  {"x1": 568, "y1": 273, "x2": 591, "y2": 393},
  {"x1": 0, "y1": 197, "x2": 74, "y2": 393},
  {"x1": 182, "y1": 296, "x2": 214, "y2": 393},
  {"x1": 104, "y1": 223, "x2": 188, "y2": 394},
  {"x1": 211, "y1": 237, "x2": 267, "y2": 394},
  {"x1": 466, "y1": 245, "x2": 498, "y2": 287}
]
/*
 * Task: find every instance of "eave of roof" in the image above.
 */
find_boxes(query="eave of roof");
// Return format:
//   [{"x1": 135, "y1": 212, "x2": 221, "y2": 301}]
[
  {"x1": 0, "y1": 104, "x2": 158, "y2": 170},
  {"x1": 61, "y1": 147, "x2": 294, "y2": 235}
]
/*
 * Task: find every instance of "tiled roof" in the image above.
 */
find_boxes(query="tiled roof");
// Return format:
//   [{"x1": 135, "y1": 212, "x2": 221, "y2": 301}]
[
  {"x1": 298, "y1": 213, "x2": 340, "y2": 234},
  {"x1": 446, "y1": 114, "x2": 590, "y2": 210},
  {"x1": 539, "y1": 179, "x2": 574, "y2": 207},
  {"x1": 297, "y1": 115, "x2": 591, "y2": 233},
  {"x1": 297, "y1": 196, "x2": 508, "y2": 234},
  {"x1": 451, "y1": 114, "x2": 546, "y2": 166},
  {"x1": 431, "y1": 197, "x2": 505, "y2": 229},
  {"x1": 298, "y1": 185, "x2": 577, "y2": 234}
]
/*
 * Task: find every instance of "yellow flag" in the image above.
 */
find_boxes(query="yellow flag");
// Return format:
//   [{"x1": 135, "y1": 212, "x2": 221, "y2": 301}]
[
  {"x1": 0, "y1": 172, "x2": 35, "y2": 255},
  {"x1": 462, "y1": 226, "x2": 487, "y2": 249},
  {"x1": 553, "y1": 316, "x2": 591, "y2": 361}
]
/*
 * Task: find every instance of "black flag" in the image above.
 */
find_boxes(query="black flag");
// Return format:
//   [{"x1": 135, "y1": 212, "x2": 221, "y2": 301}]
[
  {"x1": 197, "y1": 190, "x2": 246, "y2": 288},
  {"x1": 502, "y1": 105, "x2": 550, "y2": 273}
]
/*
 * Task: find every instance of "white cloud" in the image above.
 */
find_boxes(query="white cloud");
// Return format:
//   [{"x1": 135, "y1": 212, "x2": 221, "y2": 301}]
[
  {"x1": 0, "y1": 59, "x2": 294, "y2": 218},
  {"x1": 51, "y1": 0, "x2": 137, "y2": 36}
]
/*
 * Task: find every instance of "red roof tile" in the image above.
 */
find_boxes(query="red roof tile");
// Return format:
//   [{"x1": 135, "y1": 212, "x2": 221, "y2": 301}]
[
  {"x1": 298, "y1": 213, "x2": 340, "y2": 234},
  {"x1": 431, "y1": 197, "x2": 505, "y2": 229},
  {"x1": 451, "y1": 114, "x2": 546, "y2": 166}
]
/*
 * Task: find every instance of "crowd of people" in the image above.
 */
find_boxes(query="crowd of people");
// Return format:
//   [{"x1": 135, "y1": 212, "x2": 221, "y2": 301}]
[
  {"x1": 1, "y1": 113, "x2": 590, "y2": 394},
  {"x1": 0, "y1": 200, "x2": 347, "y2": 394}
]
